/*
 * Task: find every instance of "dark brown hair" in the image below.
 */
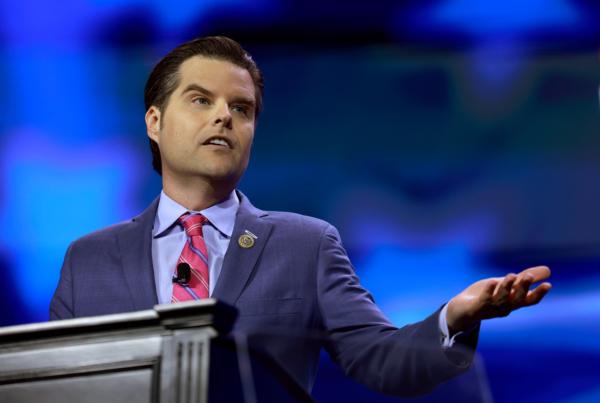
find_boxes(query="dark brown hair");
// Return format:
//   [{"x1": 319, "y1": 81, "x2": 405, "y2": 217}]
[{"x1": 144, "y1": 36, "x2": 264, "y2": 175}]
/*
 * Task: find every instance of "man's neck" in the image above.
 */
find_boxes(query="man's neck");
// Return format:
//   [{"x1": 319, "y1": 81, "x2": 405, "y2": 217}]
[{"x1": 162, "y1": 176, "x2": 235, "y2": 211}]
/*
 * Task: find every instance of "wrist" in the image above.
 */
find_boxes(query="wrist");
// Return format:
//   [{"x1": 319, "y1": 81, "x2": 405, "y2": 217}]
[{"x1": 447, "y1": 298, "x2": 476, "y2": 333}]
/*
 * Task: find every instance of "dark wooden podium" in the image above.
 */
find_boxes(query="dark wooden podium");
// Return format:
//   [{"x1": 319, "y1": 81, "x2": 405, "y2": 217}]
[{"x1": 0, "y1": 299, "x2": 313, "y2": 403}]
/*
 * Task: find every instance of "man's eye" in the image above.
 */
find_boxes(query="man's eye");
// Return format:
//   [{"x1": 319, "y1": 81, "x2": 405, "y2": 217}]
[
  {"x1": 231, "y1": 105, "x2": 248, "y2": 116},
  {"x1": 193, "y1": 97, "x2": 210, "y2": 105}
]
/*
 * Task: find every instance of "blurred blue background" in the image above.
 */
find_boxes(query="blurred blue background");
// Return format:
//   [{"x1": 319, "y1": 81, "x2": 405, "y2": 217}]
[{"x1": 1, "y1": 1, "x2": 599, "y2": 402}]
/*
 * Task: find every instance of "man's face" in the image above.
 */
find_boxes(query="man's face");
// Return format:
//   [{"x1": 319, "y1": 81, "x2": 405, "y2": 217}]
[{"x1": 146, "y1": 56, "x2": 256, "y2": 190}]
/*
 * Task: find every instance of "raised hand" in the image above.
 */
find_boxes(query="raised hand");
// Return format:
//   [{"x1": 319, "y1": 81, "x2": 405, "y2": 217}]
[{"x1": 446, "y1": 266, "x2": 552, "y2": 333}]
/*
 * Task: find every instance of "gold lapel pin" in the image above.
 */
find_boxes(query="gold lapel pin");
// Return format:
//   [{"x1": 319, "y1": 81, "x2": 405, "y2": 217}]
[{"x1": 238, "y1": 230, "x2": 258, "y2": 249}]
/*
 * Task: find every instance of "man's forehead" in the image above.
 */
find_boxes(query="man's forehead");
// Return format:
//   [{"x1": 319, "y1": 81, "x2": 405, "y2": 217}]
[{"x1": 176, "y1": 56, "x2": 255, "y2": 98}]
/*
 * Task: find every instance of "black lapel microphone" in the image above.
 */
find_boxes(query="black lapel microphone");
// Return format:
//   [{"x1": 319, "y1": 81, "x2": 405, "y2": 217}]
[{"x1": 172, "y1": 262, "x2": 191, "y2": 286}]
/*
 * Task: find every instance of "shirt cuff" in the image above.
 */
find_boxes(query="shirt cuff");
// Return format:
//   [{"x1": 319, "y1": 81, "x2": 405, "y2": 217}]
[{"x1": 438, "y1": 303, "x2": 471, "y2": 349}]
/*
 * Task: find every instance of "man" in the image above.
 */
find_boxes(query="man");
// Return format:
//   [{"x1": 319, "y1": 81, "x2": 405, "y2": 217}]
[{"x1": 50, "y1": 36, "x2": 551, "y2": 397}]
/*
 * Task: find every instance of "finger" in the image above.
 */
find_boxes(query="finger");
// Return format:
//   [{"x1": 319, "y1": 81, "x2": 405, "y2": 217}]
[
  {"x1": 519, "y1": 266, "x2": 551, "y2": 283},
  {"x1": 509, "y1": 273, "x2": 535, "y2": 307},
  {"x1": 523, "y1": 282, "x2": 552, "y2": 306},
  {"x1": 482, "y1": 279, "x2": 499, "y2": 300},
  {"x1": 493, "y1": 273, "x2": 517, "y2": 303}
]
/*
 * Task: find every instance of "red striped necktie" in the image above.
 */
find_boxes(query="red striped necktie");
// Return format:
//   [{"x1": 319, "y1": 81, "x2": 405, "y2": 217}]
[{"x1": 171, "y1": 213, "x2": 210, "y2": 302}]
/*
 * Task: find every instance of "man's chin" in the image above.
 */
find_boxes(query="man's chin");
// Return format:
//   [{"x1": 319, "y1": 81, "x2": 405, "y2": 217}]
[
  {"x1": 167, "y1": 163, "x2": 245, "y2": 188},
  {"x1": 198, "y1": 168, "x2": 243, "y2": 187},
  {"x1": 201, "y1": 160, "x2": 247, "y2": 181}
]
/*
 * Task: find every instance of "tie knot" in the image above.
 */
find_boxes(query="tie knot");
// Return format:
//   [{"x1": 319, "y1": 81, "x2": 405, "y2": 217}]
[{"x1": 179, "y1": 213, "x2": 207, "y2": 237}]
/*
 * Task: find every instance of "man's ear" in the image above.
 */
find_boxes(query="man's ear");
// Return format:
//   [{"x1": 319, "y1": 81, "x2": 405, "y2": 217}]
[{"x1": 145, "y1": 106, "x2": 161, "y2": 143}]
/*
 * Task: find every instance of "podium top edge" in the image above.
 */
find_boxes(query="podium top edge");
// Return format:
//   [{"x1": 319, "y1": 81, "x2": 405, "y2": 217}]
[
  {"x1": 0, "y1": 309, "x2": 158, "y2": 338},
  {"x1": 0, "y1": 299, "x2": 235, "y2": 343}
]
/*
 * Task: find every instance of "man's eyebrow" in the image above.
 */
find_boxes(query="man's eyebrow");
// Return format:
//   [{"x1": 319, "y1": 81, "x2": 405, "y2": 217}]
[
  {"x1": 231, "y1": 96, "x2": 256, "y2": 107},
  {"x1": 181, "y1": 83, "x2": 214, "y2": 97},
  {"x1": 181, "y1": 83, "x2": 255, "y2": 107}
]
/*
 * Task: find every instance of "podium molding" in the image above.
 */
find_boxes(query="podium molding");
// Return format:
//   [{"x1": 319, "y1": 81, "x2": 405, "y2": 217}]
[{"x1": 0, "y1": 299, "x2": 236, "y2": 403}]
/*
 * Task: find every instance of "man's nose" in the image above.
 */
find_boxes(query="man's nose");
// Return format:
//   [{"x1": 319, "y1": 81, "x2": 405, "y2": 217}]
[{"x1": 212, "y1": 101, "x2": 232, "y2": 129}]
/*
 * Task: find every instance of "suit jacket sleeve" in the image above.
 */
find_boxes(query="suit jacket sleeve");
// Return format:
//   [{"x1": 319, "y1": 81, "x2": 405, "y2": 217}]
[
  {"x1": 316, "y1": 224, "x2": 478, "y2": 396},
  {"x1": 50, "y1": 243, "x2": 75, "y2": 320}
]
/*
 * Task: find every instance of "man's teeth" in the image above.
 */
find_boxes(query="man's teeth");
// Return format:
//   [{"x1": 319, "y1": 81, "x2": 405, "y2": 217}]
[{"x1": 208, "y1": 139, "x2": 228, "y2": 147}]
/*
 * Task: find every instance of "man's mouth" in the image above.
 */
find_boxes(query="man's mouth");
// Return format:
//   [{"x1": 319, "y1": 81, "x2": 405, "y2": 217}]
[{"x1": 203, "y1": 136, "x2": 232, "y2": 149}]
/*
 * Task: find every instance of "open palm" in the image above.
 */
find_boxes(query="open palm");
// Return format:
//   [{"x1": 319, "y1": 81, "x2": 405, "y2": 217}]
[{"x1": 446, "y1": 266, "x2": 552, "y2": 332}]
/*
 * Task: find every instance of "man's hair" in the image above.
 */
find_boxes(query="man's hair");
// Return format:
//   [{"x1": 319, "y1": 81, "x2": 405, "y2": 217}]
[{"x1": 144, "y1": 36, "x2": 264, "y2": 175}]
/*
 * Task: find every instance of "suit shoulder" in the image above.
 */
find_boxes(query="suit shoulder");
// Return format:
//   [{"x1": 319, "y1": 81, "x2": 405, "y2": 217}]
[
  {"x1": 69, "y1": 219, "x2": 134, "y2": 250},
  {"x1": 263, "y1": 211, "x2": 336, "y2": 236},
  {"x1": 67, "y1": 198, "x2": 157, "y2": 251}
]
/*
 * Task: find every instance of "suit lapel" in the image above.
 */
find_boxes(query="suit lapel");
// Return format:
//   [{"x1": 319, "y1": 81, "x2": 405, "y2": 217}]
[
  {"x1": 118, "y1": 198, "x2": 159, "y2": 310},
  {"x1": 212, "y1": 192, "x2": 273, "y2": 305}
]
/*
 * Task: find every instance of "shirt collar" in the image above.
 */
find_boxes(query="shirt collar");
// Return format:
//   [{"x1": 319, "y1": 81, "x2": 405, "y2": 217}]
[{"x1": 153, "y1": 190, "x2": 239, "y2": 238}]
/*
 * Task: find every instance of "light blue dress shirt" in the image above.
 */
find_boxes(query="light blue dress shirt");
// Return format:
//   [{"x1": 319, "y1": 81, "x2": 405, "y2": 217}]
[
  {"x1": 150, "y1": 190, "x2": 461, "y2": 346},
  {"x1": 151, "y1": 190, "x2": 239, "y2": 304}
]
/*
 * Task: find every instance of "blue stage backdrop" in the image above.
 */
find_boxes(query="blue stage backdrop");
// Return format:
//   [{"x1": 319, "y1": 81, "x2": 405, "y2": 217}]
[{"x1": 1, "y1": 1, "x2": 599, "y2": 402}]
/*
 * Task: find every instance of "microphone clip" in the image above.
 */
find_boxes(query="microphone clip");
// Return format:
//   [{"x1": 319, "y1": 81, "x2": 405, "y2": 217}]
[{"x1": 172, "y1": 262, "x2": 191, "y2": 286}]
